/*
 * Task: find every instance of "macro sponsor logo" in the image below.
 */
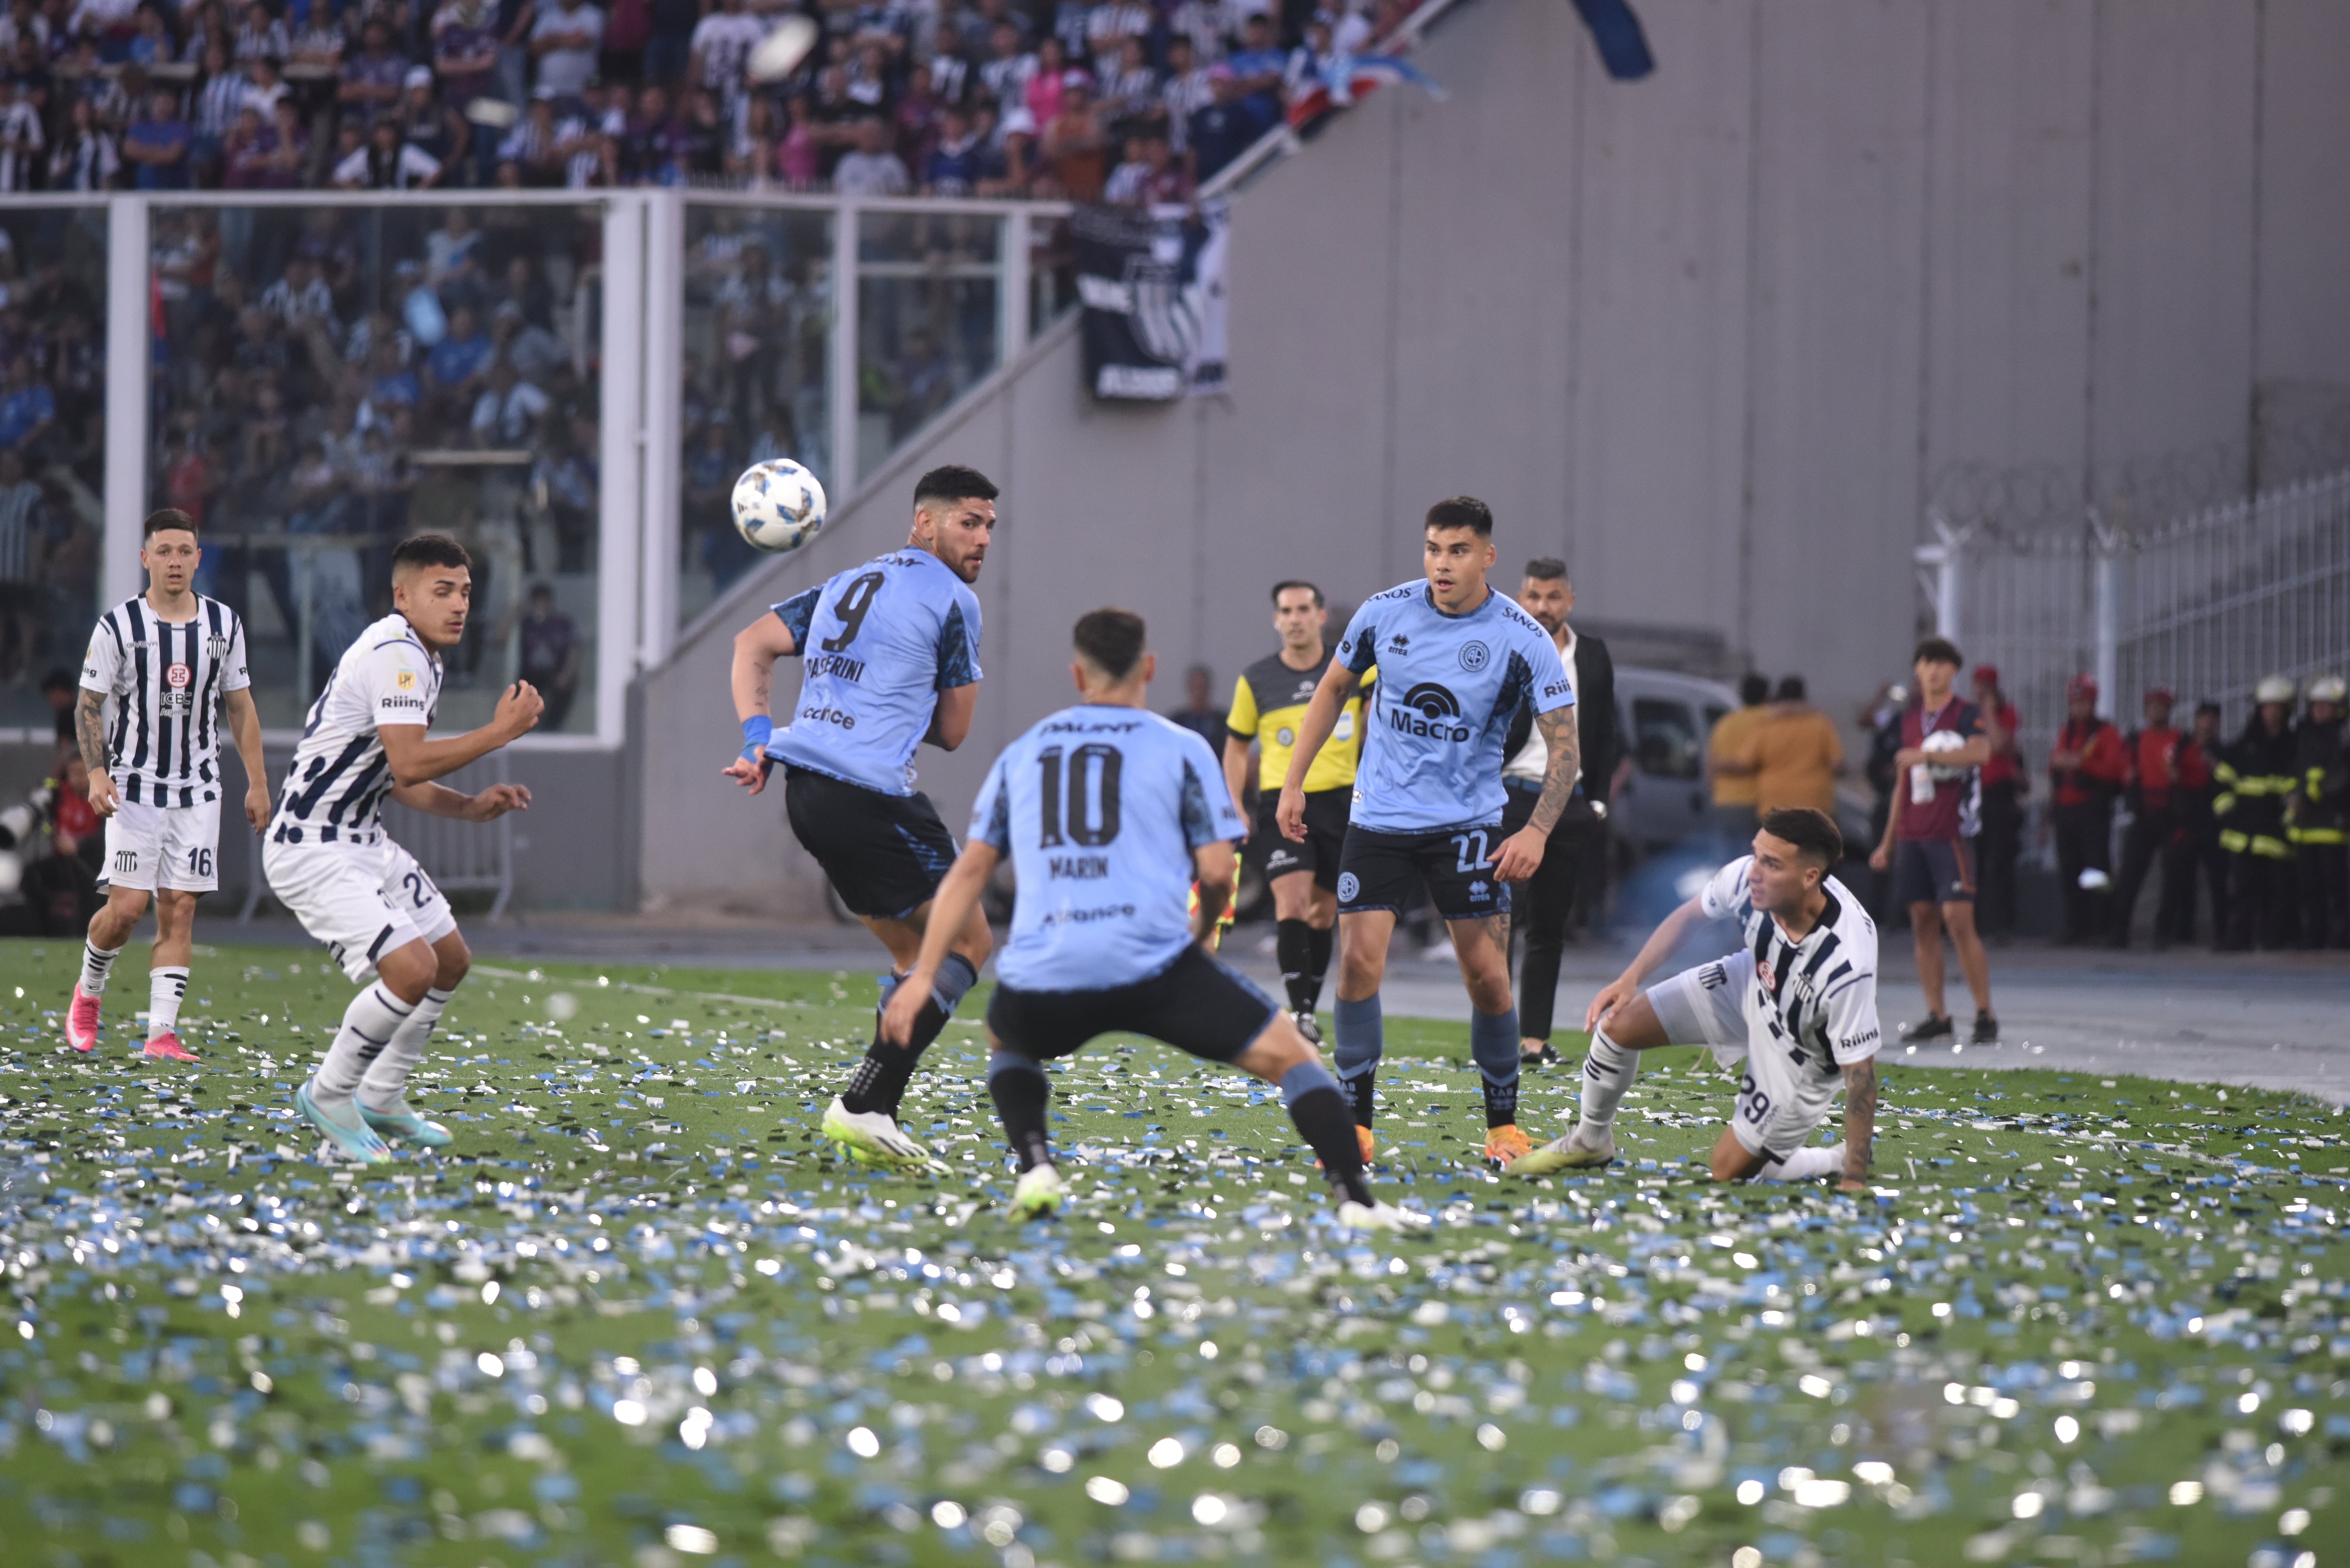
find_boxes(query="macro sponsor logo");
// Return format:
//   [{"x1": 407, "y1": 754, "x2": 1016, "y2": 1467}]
[
  {"x1": 1391, "y1": 683, "x2": 1469, "y2": 741},
  {"x1": 800, "y1": 704, "x2": 857, "y2": 730},
  {"x1": 808, "y1": 654, "x2": 867, "y2": 683}
]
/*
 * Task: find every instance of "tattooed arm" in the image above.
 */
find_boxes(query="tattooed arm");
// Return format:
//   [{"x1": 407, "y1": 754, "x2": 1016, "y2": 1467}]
[
  {"x1": 78, "y1": 688, "x2": 120, "y2": 817},
  {"x1": 1493, "y1": 704, "x2": 1581, "y2": 882},
  {"x1": 1840, "y1": 1057, "x2": 1878, "y2": 1190}
]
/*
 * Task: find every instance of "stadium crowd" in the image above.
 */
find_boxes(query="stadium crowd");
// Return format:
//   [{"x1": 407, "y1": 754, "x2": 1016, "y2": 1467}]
[{"x1": 0, "y1": 0, "x2": 1416, "y2": 200}]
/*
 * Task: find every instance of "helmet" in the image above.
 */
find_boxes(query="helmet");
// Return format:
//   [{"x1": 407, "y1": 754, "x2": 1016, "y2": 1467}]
[
  {"x1": 2306, "y1": 674, "x2": 2347, "y2": 706},
  {"x1": 2255, "y1": 674, "x2": 2296, "y2": 706}
]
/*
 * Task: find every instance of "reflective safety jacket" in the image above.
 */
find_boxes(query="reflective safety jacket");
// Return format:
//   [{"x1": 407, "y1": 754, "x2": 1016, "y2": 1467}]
[
  {"x1": 2289, "y1": 716, "x2": 2346, "y2": 847},
  {"x1": 2215, "y1": 720, "x2": 2299, "y2": 858}
]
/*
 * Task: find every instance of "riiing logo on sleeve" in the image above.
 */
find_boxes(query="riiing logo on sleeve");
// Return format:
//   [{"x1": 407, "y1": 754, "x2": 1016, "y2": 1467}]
[{"x1": 1392, "y1": 683, "x2": 1469, "y2": 741}]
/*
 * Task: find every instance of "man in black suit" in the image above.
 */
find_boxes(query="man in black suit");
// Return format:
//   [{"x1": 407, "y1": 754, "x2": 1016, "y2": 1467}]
[{"x1": 1500, "y1": 558, "x2": 1620, "y2": 1065}]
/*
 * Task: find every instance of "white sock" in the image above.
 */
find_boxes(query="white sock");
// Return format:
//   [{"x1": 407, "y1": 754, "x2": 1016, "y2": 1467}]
[
  {"x1": 147, "y1": 967, "x2": 189, "y2": 1040},
  {"x1": 310, "y1": 985, "x2": 415, "y2": 1106},
  {"x1": 358, "y1": 986, "x2": 451, "y2": 1116},
  {"x1": 1573, "y1": 1026, "x2": 1638, "y2": 1134},
  {"x1": 1758, "y1": 1146, "x2": 1843, "y2": 1181},
  {"x1": 79, "y1": 941, "x2": 123, "y2": 997}
]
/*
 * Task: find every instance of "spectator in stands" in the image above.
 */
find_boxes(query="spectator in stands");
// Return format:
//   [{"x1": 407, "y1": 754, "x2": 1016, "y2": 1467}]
[
  {"x1": 0, "y1": 446, "x2": 45, "y2": 681},
  {"x1": 0, "y1": 78, "x2": 39, "y2": 191},
  {"x1": 688, "y1": 0, "x2": 759, "y2": 106},
  {"x1": 530, "y1": 0, "x2": 601, "y2": 106},
  {"x1": 1040, "y1": 72, "x2": 1105, "y2": 200},
  {"x1": 1226, "y1": 14, "x2": 1286, "y2": 127},
  {"x1": 1104, "y1": 131, "x2": 1186, "y2": 206},
  {"x1": 122, "y1": 86, "x2": 193, "y2": 187},
  {"x1": 980, "y1": 20, "x2": 1033, "y2": 110},
  {"x1": 336, "y1": 114, "x2": 443, "y2": 187},
  {"x1": 0, "y1": 355, "x2": 55, "y2": 455},
  {"x1": 340, "y1": 20, "x2": 407, "y2": 120},
  {"x1": 47, "y1": 93, "x2": 116, "y2": 187},
  {"x1": 434, "y1": 0, "x2": 501, "y2": 112},
  {"x1": 504, "y1": 580, "x2": 580, "y2": 727},
  {"x1": 1187, "y1": 64, "x2": 1254, "y2": 185},
  {"x1": 832, "y1": 114, "x2": 909, "y2": 195},
  {"x1": 1025, "y1": 38, "x2": 1071, "y2": 126}
]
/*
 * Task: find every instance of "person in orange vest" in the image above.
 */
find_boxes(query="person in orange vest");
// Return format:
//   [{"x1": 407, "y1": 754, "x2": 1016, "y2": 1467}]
[
  {"x1": 2109, "y1": 687, "x2": 2205, "y2": 949},
  {"x1": 2048, "y1": 674, "x2": 2126, "y2": 944}
]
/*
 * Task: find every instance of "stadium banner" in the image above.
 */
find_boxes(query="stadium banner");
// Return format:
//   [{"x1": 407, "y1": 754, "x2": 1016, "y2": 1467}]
[{"x1": 1075, "y1": 200, "x2": 1230, "y2": 401}]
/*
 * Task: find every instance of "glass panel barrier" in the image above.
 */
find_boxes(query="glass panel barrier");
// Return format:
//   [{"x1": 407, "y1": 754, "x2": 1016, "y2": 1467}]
[
  {"x1": 677, "y1": 203, "x2": 834, "y2": 629},
  {"x1": 1026, "y1": 210, "x2": 1080, "y2": 340},
  {"x1": 855, "y1": 209, "x2": 1004, "y2": 484},
  {"x1": 146, "y1": 201, "x2": 604, "y2": 735},
  {"x1": 0, "y1": 205, "x2": 109, "y2": 742}
]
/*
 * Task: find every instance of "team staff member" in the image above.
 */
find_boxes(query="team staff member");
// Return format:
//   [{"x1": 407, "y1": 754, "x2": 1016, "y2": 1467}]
[
  {"x1": 1970, "y1": 665, "x2": 2026, "y2": 938},
  {"x1": 1706, "y1": 673, "x2": 1771, "y2": 851},
  {"x1": 2216, "y1": 676, "x2": 2300, "y2": 951},
  {"x1": 1222, "y1": 580, "x2": 1369, "y2": 1038},
  {"x1": 2288, "y1": 674, "x2": 2346, "y2": 949},
  {"x1": 1497, "y1": 558, "x2": 1616, "y2": 1066},
  {"x1": 2110, "y1": 687, "x2": 2203, "y2": 949},
  {"x1": 2048, "y1": 675, "x2": 2126, "y2": 944}
]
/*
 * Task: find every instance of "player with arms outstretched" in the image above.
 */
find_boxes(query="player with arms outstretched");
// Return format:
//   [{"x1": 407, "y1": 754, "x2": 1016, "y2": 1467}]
[
  {"x1": 1510, "y1": 807, "x2": 1880, "y2": 1187},
  {"x1": 882, "y1": 609, "x2": 1419, "y2": 1230},
  {"x1": 267, "y1": 535, "x2": 540, "y2": 1162},
  {"x1": 66, "y1": 508, "x2": 271, "y2": 1062},
  {"x1": 725, "y1": 465, "x2": 997, "y2": 1170},
  {"x1": 1277, "y1": 498, "x2": 1581, "y2": 1165}
]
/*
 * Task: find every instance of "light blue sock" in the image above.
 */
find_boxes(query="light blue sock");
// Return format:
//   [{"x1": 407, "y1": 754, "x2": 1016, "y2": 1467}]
[
  {"x1": 1470, "y1": 1006, "x2": 1522, "y2": 1127},
  {"x1": 1333, "y1": 993, "x2": 1383, "y2": 1123}
]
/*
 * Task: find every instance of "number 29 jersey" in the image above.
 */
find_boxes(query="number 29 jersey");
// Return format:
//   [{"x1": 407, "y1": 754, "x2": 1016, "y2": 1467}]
[
  {"x1": 971, "y1": 705, "x2": 1246, "y2": 992},
  {"x1": 767, "y1": 548, "x2": 984, "y2": 796}
]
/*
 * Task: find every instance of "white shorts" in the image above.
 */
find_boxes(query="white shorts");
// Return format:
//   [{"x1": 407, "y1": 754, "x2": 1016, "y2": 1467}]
[
  {"x1": 100, "y1": 797, "x2": 222, "y2": 893},
  {"x1": 264, "y1": 833, "x2": 457, "y2": 982},
  {"x1": 1646, "y1": 951, "x2": 1849, "y2": 1159}
]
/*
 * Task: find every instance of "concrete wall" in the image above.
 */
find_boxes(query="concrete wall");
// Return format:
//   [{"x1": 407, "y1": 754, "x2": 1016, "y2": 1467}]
[{"x1": 634, "y1": 0, "x2": 2350, "y2": 913}]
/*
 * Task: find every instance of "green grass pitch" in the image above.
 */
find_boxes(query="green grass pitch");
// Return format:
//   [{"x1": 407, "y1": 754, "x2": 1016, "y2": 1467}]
[{"x1": 0, "y1": 937, "x2": 2344, "y2": 1568}]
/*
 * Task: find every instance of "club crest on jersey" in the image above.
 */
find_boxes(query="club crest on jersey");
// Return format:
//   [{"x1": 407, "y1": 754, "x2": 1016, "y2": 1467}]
[
  {"x1": 1458, "y1": 640, "x2": 1490, "y2": 673},
  {"x1": 207, "y1": 635, "x2": 228, "y2": 661}
]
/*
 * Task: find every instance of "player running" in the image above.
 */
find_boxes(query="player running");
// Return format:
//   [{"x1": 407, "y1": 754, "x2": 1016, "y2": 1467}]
[
  {"x1": 267, "y1": 536, "x2": 538, "y2": 1161},
  {"x1": 1221, "y1": 579, "x2": 1370, "y2": 1040},
  {"x1": 1277, "y1": 498, "x2": 1581, "y2": 1166},
  {"x1": 1509, "y1": 807, "x2": 1880, "y2": 1186},
  {"x1": 881, "y1": 608, "x2": 1420, "y2": 1230},
  {"x1": 724, "y1": 465, "x2": 997, "y2": 1171},
  {"x1": 65, "y1": 508, "x2": 271, "y2": 1063}
]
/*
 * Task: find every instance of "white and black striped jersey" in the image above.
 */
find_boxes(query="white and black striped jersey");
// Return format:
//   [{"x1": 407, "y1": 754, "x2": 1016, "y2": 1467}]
[
  {"x1": 269, "y1": 613, "x2": 442, "y2": 844},
  {"x1": 1697, "y1": 855, "x2": 1882, "y2": 1071},
  {"x1": 81, "y1": 596, "x2": 252, "y2": 808}
]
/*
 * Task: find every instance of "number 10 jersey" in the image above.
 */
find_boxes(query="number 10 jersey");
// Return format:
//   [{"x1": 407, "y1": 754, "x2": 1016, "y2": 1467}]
[
  {"x1": 971, "y1": 705, "x2": 1246, "y2": 992},
  {"x1": 767, "y1": 547, "x2": 985, "y2": 796}
]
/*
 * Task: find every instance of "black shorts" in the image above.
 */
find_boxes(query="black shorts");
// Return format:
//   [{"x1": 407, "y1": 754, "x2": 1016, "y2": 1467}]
[
  {"x1": 782, "y1": 765, "x2": 958, "y2": 920},
  {"x1": 1253, "y1": 786, "x2": 1350, "y2": 889},
  {"x1": 1891, "y1": 836, "x2": 1976, "y2": 907},
  {"x1": 986, "y1": 944, "x2": 1278, "y2": 1064},
  {"x1": 1335, "y1": 822, "x2": 1512, "y2": 921}
]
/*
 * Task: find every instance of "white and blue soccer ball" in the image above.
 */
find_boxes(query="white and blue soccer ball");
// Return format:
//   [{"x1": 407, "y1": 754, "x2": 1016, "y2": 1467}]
[
  {"x1": 731, "y1": 459, "x2": 829, "y2": 554},
  {"x1": 1920, "y1": 727, "x2": 1970, "y2": 780}
]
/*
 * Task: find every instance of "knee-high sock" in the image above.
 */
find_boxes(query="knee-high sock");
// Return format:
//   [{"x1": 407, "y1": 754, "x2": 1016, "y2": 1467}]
[
  {"x1": 1332, "y1": 993, "x2": 1383, "y2": 1127},
  {"x1": 1757, "y1": 1146, "x2": 1843, "y2": 1181},
  {"x1": 842, "y1": 953, "x2": 979, "y2": 1118},
  {"x1": 147, "y1": 966, "x2": 189, "y2": 1040},
  {"x1": 358, "y1": 986, "x2": 452, "y2": 1114},
  {"x1": 78, "y1": 940, "x2": 122, "y2": 997},
  {"x1": 311, "y1": 985, "x2": 415, "y2": 1105},
  {"x1": 1275, "y1": 919, "x2": 1317, "y2": 1014},
  {"x1": 1306, "y1": 923, "x2": 1334, "y2": 1004},
  {"x1": 1574, "y1": 1025, "x2": 1638, "y2": 1133},
  {"x1": 987, "y1": 1048, "x2": 1052, "y2": 1171},
  {"x1": 1469, "y1": 1006, "x2": 1521, "y2": 1128},
  {"x1": 1280, "y1": 1060, "x2": 1372, "y2": 1207}
]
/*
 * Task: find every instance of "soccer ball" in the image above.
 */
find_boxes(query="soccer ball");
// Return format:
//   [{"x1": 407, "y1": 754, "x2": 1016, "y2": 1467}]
[
  {"x1": 732, "y1": 459, "x2": 829, "y2": 553},
  {"x1": 1919, "y1": 728, "x2": 1970, "y2": 780}
]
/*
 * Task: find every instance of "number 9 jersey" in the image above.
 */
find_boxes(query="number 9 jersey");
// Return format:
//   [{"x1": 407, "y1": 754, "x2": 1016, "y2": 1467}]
[
  {"x1": 971, "y1": 705, "x2": 1246, "y2": 991},
  {"x1": 766, "y1": 548, "x2": 984, "y2": 796}
]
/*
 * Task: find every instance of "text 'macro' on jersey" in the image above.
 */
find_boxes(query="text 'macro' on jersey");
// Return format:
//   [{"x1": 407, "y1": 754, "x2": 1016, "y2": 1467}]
[
  {"x1": 971, "y1": 705, "x2": 1244, "y2": 991},
  {"x1": 1698, "y1": 854, "x2": 1881, "y2": 1069},
  {"x1": 766, "y1": 547, "x2": 984, "y2": 796},
  {"x1": 272, "y1": 613, "x2": 443, "y2": 841},
  {"x1": 82, "y1": 595, "x2": 251, "y2": 807},
  {"x1": 1337, "y1": 582, "x2": 1574, "y2": 832}
]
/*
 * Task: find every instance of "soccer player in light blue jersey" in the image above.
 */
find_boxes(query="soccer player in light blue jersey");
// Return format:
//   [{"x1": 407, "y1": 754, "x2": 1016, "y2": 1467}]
[
  {"x1": 881, "y1": 609, "x2": 1422, "y2": 1230},
  {"x1": 725, "y1": 465, "x2": 998, "y2": 1170},
  {"x1": 1277, "y1": 498, "x2": 1582, "y2": 1167}
]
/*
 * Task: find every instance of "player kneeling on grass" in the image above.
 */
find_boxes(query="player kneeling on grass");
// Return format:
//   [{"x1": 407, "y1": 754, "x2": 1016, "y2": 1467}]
[
  {"x1": 266, "y1": 536, "x2": 540, "y2": 1163},
  {"x1": 881, "y1": 609, "x2": 1424, "y2": 1231},
  {"x1": 1510, "y1": 807, "x2": 1881, "y2": 1188}
]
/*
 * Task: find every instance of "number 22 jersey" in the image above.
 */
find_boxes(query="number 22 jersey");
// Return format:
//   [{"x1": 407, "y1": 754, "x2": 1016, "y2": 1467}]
[
  {"x1": 766, "y1": 548, "x2": 984, "y2": 796},
  {"x1": 971, "y1": 705, "x2": 1245, "y2": 991}
]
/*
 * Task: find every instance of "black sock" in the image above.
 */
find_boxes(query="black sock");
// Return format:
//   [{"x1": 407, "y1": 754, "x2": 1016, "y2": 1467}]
[
  {"x1": 1344, "y1": 1069, "x2": 1376, "y2": 1129},
  {"x1": 987, "y1": 1052, "x2": 1055, "y2": 1172},
  {"x1": 1276, "y1": 919, "x2": 1316, "y2": 1014},
  {"x1": 838, "y1": 997, "x2": 945, "y2": 1118},
  {"x1": 1286, "y1": 1085, "x2": 1374, "y2": 1207},
  {"x1": 1306, "y1": 923, "x2": 1333, "y2": 1002}
]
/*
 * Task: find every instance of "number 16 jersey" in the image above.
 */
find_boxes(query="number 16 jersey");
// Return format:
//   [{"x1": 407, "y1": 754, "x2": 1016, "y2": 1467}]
[
  {"x1": 767, "y1": 548, "x2": 985, "y2": 796},
  {"x1": 971, "y1": 705, "x2": 1246, "y2": 991}
]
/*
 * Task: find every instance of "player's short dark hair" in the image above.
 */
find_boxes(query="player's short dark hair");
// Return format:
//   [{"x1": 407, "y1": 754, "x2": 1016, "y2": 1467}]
[
  {"x1": 913, "y1": 465, "x2": 998, "y2": 508},
  {"x1": 142, "y1": 508, "x2": 197, "y2": 540},
  {"x1": 1269, "y1": 579, "x2": 1323, "y2": 608},
  {"x1": 392, "y1": 533, "x2": 473, "y2": 577},
  {"x1": 1073, "y1": 608, "x2": 1147, "y2": 680},
  {"x1": 1523, "y1": 557, "x2": 1567, "y2": 582},
  {"x1": 1740, "y1": 672, "x2": 1770, "y2": 706},
  {"x1": 1759, "y1": 806, "x2": 1843, "y2": 869},
  {"x1": 1774, "y1": 675, "x2": 1806, "y2": 702},
  {"x1": 1424, "y1": 497, "x2": 1492, "y2": 537},
  {"x1": 1913, "y1": 636, "x2": 1963, "y2": 669}
]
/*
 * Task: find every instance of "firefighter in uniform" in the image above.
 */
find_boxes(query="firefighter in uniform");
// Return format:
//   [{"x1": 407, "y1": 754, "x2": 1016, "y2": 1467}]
[
  {"x1": 2288, "y1": 674, "x2": 2347, "y2": 949},
  {"x1": 2215, "y1": 675, "x2": 2301, "y2": 950},
  {"x1": 2181, "y1": 701, "x2": 2231, "y2": 944}
]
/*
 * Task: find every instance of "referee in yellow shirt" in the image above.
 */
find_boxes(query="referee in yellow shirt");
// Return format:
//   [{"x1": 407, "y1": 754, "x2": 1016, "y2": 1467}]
[{"x1": 1223, "y1": 581, "x2": 1372, "y2": 1039}]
